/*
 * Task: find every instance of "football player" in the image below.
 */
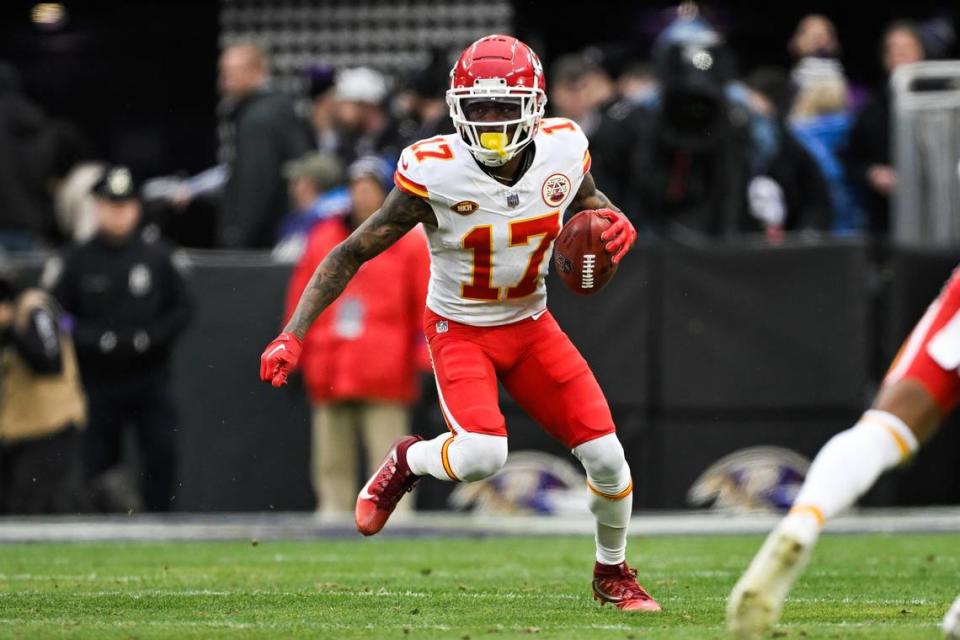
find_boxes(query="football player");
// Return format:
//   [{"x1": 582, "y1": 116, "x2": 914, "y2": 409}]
[
  {"x1": 946, "y1": 596, "x2": 960, "y2": 639},
  {"x1": 728, "y1": 265, "x2": 960, "y2": 638},
  {"x1": 259, "y1": 34, "x2": 657, "y2": 612}
]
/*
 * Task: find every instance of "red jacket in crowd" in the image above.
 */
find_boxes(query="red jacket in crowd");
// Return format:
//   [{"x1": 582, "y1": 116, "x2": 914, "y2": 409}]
[{"x1": 285, "y1": 215, "x2": 431, "y2": 405}]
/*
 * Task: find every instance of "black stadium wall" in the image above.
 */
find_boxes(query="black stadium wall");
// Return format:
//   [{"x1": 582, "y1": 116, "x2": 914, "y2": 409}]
[{"x1": 14, "y1": 241, "x2": 960, "y2": 511}]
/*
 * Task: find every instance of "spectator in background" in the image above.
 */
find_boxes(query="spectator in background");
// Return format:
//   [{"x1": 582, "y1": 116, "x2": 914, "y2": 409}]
[
  {"x1": 308, "y1": 64, "x2": 339, "y2": 155},
  {"x1": 41, "y1": 122, "x2": 103, "y2": 244},
  {"x1": 789, "y1": 57, "x2": 864, "y2": 233},
  {"x1": 626, "y1": 20, "x2": 752, "y2": 236},
  {"x1": 788, "y1": 14, "x2": 841, "y2": 60},
  {"x1": 272, "y1": 151, "x2": 350, "y2": 262},
  {"x1": 284, "y1": 156, "x2": 429, "y2": 515},
  {"x1": 618, "y1": 17, "x2": 830, "y2": 240},
  {"x1": 550, "y1": 52, "x2": 632, "y2": 209},
  {"x1": 331, "y1": 67, "x2": 406, "y2": 166},
  {"x1": 0, "y1": 61, "x2": 54, "y2": 251},
  {"x1": 787, "y1": 14, "x2": 869, "y2": 114},
  {"x1": 743, "y1": 67, "x2": 834, "y2": 237},
  {"x1": 616, "y1": 62, "x2": 657, "y2": 104},
  {"x1": 845, "y1": 21, "x2": 926, "y2": 234},
  {"x1": 549, "y1": 53, "x2": 616, "y2": 138},
  {"x1": 0, "y1": 259, "x2": 89, "y2": 514},
  {"x1": 49, "y1": 167, "x2": 192, "y2": 512},
  {"x1": 385, "y1": 86, "x2": 423, "y2": 152},
  {"x1": 407, "y1": 50, "x2": 456, "y2": 141},
  {"x1": 219, "y1": 43, "x2": 313, "y2": 248}
]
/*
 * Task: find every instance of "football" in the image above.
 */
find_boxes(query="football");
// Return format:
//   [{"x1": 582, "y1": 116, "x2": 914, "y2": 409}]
[{"x1": 552, "y1": 210, "x2": 618, "y2": 295}]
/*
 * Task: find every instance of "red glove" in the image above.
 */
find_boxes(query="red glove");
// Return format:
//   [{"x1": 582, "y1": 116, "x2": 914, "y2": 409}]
[
  {"x1": 259, "y1": 332, "x2": 302, "y2": 387},
  {"x1": 596, "y1": 209, "x2": 637, "y2": 265}
]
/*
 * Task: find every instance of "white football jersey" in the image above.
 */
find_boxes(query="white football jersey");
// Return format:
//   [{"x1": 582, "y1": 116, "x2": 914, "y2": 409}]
[{"x1": 394, "y1": 118, "x2": 592, "y2": 327}]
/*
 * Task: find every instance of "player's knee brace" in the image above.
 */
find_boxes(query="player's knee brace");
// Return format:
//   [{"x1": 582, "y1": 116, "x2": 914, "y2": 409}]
[{"x1": 448, "y1": 432, "x2": 508, "y2": 482}]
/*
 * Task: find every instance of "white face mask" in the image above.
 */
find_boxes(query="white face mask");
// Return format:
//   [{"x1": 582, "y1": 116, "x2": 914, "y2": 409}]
[{"x1": 447, "y1": 80, "x2": 546, "y2": 167}]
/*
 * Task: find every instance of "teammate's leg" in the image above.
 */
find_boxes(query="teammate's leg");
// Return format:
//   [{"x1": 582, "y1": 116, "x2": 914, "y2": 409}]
[
  {"x1": 728, "y1": 278, "x2": 960, "y2": 638},
  {"x1": 944, "y1": 594, "x2": 960, "y2": 638},
  {"x1": 502, "y1": 312, "x2": 659, "y2": 612},
  {"x1": 727, "y1": 380, "x2": 930, "y2": 638},
  {"x1": 785, "y1": 380, "x2": 933, "y2": 542}
]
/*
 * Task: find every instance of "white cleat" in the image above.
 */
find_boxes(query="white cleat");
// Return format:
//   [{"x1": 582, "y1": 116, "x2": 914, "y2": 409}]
[
  {"x1": 943, "y1": 595, "x2": 960, "y2": 639},
  {"x1": 727, "y1": 526, "x2": 813, "y2": 640}
]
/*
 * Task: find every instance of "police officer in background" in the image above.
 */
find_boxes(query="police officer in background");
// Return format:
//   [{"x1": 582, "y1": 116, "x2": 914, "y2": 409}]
[{"x1": 48, "y1": 166, "x2": 192, "y2": 512}]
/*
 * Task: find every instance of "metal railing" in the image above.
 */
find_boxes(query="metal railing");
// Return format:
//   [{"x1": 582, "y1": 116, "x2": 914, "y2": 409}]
[{"x1": 892, "y1": 61, "x2": 960, "y2": 245}]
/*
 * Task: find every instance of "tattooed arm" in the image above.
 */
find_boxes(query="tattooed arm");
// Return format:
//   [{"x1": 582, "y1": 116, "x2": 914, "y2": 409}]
[
  {"x1": 569, "y1": 171, "x2": 623, "y2": 215},
  {"x1": 568, "y1": 171, "x2": 637, "y2": 265},
  {"x1": 284, "y1": 189, "x2": 436, "y2": 339}
]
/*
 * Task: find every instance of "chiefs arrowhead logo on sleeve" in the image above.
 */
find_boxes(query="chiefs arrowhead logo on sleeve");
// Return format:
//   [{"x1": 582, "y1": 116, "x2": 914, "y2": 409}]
[{"x1": 542, "y1": 173, "x2": 571, "y2": 207}]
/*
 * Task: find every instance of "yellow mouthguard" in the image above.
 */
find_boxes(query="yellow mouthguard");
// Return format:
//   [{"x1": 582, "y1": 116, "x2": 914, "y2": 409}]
[{"x1": 479, "y1": 132, "x2": 508, "y2": 158}]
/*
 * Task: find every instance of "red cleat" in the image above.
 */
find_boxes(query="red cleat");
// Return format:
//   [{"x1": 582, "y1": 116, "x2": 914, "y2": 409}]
[
  {"x1": 592, "y1": 562, "x2": 662, "y2": 612},
  {"x1": 355, "y1": 435, "x2": 422, "y2": 536}
]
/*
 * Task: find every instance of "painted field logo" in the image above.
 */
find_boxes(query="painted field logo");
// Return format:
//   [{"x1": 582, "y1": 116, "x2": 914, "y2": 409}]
[
  {"x1": 541, "y1": 173, "x2": 571, "y2": 206},
  {"x1": 450, "y1": 200, "x2": 480, "y2": 215}
]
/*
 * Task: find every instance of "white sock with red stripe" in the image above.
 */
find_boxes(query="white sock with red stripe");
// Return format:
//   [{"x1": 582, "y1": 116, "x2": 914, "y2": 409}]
[
  {"x1": 406, "y1": 432, "x2": 508, "y2": 482},
  {"x1": 783, "y1": 410, "x2": 918, "y2": 545},
  {"x1": 573, "y1": 434, "x2": 633, "y2": 566}
]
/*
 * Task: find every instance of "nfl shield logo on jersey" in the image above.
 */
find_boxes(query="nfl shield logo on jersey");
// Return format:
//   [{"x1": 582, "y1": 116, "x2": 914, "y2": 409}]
[
  {"x1": 436, "y1": 320, "x2": 448, "y2": 334},
  {"x1": 506, "y1": 193, "x2": 520, "y2": 208}
]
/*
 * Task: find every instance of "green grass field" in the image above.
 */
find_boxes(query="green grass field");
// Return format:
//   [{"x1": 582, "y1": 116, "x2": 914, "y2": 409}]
[{"x1": 0, "y1": 533, "x2": 956, "y2": 639}]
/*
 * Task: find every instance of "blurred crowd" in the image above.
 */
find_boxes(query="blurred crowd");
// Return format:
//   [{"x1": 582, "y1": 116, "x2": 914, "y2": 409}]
[
  {"x1": 0, "y1": 12, "x2": 955, "y2": 257},
  {"x1": 0, "y1": 9, "x2": 956, "y2": 514}
]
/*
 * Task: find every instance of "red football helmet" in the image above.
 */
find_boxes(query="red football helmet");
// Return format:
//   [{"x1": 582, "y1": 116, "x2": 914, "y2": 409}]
[{"x1": 447, "y1": 35, "x2": 547, "y2": 167}]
